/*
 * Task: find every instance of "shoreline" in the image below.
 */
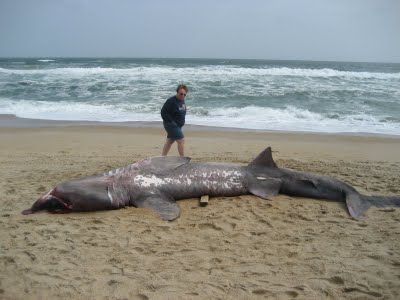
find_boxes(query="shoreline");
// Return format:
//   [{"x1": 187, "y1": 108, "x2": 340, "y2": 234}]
[
  {"x1": 1, "y1": 114, "x2": 399, "y2": 139},
  {"x1": 2, "y1": 114, "x2": 400, "y2": 163}
]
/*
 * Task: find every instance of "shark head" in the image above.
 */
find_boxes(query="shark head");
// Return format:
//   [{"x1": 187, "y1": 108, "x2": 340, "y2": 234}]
[{"x1": 22, "y1": 176, "x2": 126, "y2": 215}]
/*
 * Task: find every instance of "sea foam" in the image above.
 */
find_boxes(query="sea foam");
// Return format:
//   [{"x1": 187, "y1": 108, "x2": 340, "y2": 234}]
[
  {"x1": 1, "y1": 98, "x2": 399, "y2": 135},
  {"x1": 1, "y1": 66, "x2": 399, "y2": 80}
]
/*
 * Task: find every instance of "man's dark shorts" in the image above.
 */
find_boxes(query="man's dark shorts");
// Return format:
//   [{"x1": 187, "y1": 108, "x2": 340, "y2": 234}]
[{"x1": 163, "y1": 122, "x2": 184, "y2": 140}]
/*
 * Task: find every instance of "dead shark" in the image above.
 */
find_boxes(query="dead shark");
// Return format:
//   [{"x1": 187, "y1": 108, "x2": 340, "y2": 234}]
[{"x1": 22, "y1": 147, "x2": 400, "y2": 220}]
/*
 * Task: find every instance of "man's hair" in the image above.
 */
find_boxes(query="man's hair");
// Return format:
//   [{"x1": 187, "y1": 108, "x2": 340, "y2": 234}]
[{"x1": 176, "y1": 84, "x2": 188, "y2": 93}]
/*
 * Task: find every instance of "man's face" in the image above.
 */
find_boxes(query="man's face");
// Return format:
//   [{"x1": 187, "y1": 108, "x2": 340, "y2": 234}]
[{"x1": 176, "y1": 89, "x2": 187, "y2": 101}]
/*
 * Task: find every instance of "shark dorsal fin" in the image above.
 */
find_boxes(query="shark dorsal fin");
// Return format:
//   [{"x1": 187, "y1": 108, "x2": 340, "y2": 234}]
[{"x1": 248, "y1": 147, "x2": 277, "y2": 168}]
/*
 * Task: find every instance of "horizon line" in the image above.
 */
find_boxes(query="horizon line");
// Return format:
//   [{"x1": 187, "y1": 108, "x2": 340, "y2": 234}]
[{"x1": 0, "y1": 56, "x2": 399, "y2": 65}]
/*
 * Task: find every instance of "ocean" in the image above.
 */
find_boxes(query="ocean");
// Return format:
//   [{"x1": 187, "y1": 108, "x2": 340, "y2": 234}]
[{"x1": 1, "y1": 57, "x2": 399, "y2": 135}]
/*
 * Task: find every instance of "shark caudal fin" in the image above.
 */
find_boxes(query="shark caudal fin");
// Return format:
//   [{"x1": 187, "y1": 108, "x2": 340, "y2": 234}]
[
  {"x1": 249, "y1": 147, "x2": 278, "y2": 168},
  {"x1": 346, "y1": 193, "x2": 400, "y2": 219}
]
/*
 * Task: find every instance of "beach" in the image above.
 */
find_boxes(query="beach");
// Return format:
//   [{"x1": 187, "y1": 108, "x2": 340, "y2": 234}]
[{"x1": 1, "y1": 117, "x2": 400, "y2": 300}]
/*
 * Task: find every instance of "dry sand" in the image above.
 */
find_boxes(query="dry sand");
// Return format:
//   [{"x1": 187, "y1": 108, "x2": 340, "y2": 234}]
[{"x1": 1, "y1": 118, "x2": 400, "y2": 299}]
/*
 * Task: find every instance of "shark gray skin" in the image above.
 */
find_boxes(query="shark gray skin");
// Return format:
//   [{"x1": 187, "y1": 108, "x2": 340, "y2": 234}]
[{"x1": 22, "y1": 147, "x2": 400, "y2": 221}]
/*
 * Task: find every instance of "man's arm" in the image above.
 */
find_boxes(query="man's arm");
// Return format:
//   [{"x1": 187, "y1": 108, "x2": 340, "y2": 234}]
[{"x1": 161, "y1": 99, "x2": 175, "y2": 124}]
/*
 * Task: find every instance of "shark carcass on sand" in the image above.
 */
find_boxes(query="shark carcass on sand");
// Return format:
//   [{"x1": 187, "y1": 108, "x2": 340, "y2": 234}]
[{"x1": 22, "y1": 147, "x2": 400, "y2": 220}]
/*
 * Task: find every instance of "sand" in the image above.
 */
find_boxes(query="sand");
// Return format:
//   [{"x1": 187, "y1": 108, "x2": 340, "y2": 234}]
[{"x1": 1, "y1": 117, "x2": 400, "y2": 299}]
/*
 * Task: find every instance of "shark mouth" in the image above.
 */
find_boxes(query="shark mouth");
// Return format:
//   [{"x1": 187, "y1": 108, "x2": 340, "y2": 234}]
[{"x1": 22, "y1": 191, "x2": 73, "y2": 215}]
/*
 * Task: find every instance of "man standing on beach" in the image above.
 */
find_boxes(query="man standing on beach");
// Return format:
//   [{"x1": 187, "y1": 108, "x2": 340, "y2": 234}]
[{"x1": 161, "y1": 84, "x2": 188, "y2": 156}]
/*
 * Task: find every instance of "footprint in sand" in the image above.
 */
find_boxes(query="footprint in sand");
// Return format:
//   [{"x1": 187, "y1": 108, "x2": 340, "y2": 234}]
[
  {"x1": 343, "y1": 287, "x2": 382, "y2": 297},
  {"x1": 252, "y1": 290, "x2": 299, "y2": 298},
  {"x1": 198, "y1": 223, "x2": 223, "y2": 231}
]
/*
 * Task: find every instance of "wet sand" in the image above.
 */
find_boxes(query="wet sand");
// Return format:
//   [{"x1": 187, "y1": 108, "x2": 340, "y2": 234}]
[{"x1": 1, "y1": 116, "x2": 400, "y2": 299}]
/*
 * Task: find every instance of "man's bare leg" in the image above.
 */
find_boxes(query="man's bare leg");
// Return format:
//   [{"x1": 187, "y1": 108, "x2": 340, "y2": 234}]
[
  {"x1": 177, "y1": 138, "x2": 185, "y2": 156},
  {"x1": 162, "y1": 139, "x2": 174, "y2": 156}
]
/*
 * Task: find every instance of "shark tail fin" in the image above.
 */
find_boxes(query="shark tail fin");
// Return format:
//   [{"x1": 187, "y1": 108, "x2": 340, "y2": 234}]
[
  {"x1": 346, "y1": 193, "x2": 400, "y2": 219},
  {"x1": 249, "y1": 147, "x2": 278, "y2": 168}
]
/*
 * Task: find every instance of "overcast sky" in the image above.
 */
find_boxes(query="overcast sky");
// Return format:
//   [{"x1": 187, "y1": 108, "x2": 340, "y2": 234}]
[{"x1": 0, "y1": 0, "x2": 399, "y2": 62}]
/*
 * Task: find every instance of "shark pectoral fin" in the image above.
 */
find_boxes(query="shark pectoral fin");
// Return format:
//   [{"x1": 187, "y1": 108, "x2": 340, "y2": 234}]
[
  {"x1": 248, "y1": 177, "x2": 281, "y2": 200},
  {"x1": 134, "y1": 193, "x2": 180, "y2": 221},
  {"x1": 346, "y1": 193, "x2": 372, "y2": 219}
]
